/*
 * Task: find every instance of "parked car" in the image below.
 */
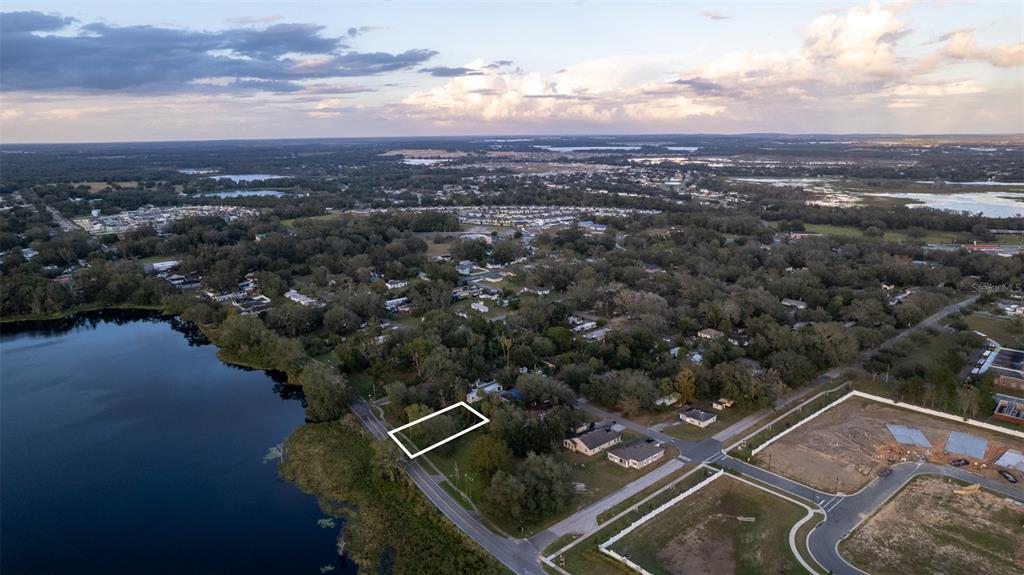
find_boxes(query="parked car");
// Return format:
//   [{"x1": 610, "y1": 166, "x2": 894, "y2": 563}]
[
  {"x1": 949, "y1": 459, "x2": 969, "y2": 467},
  {"x1": 998, "y1": 470, "x2": 1018, "y2": 484},
  {"x1": 877, "y1": 468, "x2": 892, "y2": 478}
]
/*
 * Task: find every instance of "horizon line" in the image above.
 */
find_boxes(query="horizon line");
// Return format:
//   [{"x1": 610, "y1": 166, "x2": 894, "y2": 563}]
[{"x1": 3, "y1": 131, "x2": 1024, "y2": 147}]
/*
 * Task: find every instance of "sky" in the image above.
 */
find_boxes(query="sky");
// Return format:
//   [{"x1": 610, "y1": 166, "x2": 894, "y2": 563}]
[{"x1": 1, "y1": 1, "x2": 1022, "y2": 143}]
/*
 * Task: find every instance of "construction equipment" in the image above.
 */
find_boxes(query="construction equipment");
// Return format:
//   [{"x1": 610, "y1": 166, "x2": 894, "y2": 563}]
[{"x1": 954, "y1": 483, "x2": 981, "y2": 496}]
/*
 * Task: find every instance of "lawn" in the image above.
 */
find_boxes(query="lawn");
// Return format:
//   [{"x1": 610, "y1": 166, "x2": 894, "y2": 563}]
[
  {"x1": 899, "y1": 330, "x2": 958, "y2": 366},
  {"x1": 965, "y1": 313, "x2": 1024, "y2": 348},
  {"x1": 662, "y1": 402, "x2": 756, "y2": 441},
  {"x1": 609, "y1": 475, "x2": 808, "y2": 575},
  {"x1": 801, "y1": 223, "x2": 983, "y2": 244}
]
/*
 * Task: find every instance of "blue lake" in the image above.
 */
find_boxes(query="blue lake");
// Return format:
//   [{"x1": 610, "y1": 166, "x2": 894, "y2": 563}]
[
  {"x1": 199, "y1": 190, "x2": 287, "y2": 198},
  {"x1": 0, "y1": 311, "x2": 354, "y2": 574}
]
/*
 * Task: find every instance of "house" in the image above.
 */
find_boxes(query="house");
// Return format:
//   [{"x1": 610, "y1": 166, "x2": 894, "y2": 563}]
[
  {"x1": 655, "y1": 393, "x2": 681, "y2": 407},
  {"x1": 582, "y1": 328, "x2": 609, "y2": 342},
  {"x1": 781, "y1": 298, "x2": 808, "y2": 310},
  {"x1": 687, "y1": 351, "x2": 704, "y2": 364},
  {"x1": 607, "y1": 441, "x2": 665, "y2": 470},
  {"x1": 471, "y1": 301, "x2": 490, "y2": 313},
  {"x1": 571, "y1": 321, "x2": 598, "y2": 333},
  {"x1": 285, "y1": 289, "x2": 323, "y2": 307},
  {"x1": 385, "y1": 296, "x2": 410, "y2": 312},
  {"x1": 467, "y1": 380, "x2": 503, "y2": 403},
  {"x1": 697, "y1": 328, "x2": 724, "y2": 340},
  {"x1": 457, "y1": 260, "x2": 475, "y2": 276},
  {"x1": 669, "y1": 346, "x2": 681, "y2": 358},
  {"x1": 563, "y1": 427, "x2": 622, "y2": 456},
  {"x1": 232, "y1": 294, "x2": 271, "y2": 315},
  {"x1": 385, "y1": 279, "x2": 408, "y2": 291},
  {"x1": 681, "y1": 407, "x2": 717, "y2": 428},
  {"x1": 713, "y1": 398, "x2": 735, "y2": 411}
]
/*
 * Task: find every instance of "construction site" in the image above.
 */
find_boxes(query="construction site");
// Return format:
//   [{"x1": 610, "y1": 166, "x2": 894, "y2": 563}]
[
  {"x1": 758, "y1": 396, "x2": 1024, "y2": 492},
  {"x1": 840, "y1": 476, "x2": 1024, "y2": 575}
]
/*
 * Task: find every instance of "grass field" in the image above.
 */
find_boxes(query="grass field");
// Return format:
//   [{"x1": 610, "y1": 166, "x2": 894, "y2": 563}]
[
  {"x1": 608, "y1": 475, "x2": 807, "y2": 575},
  {"x1": 281, "y1": 213, "x2": 343, "y2": 228},
  {"x1": 840, "y1": 476, "x2": 1024, "y2": 575},
  {"x1": 965, "y1": 313, "x2": 1024, "y2": 348},
  {"x1": 662, "y1": 403, "x2": 755, "y2": 441}
]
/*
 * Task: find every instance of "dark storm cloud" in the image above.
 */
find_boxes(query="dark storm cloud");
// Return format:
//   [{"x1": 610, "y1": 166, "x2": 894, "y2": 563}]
[
  {"x1": 0, "y1": 10, "x2": 76, "y2": 34},
  {"x1": 672, "y1": 77, "x2": 739, "y2": 97},
  {"x1": 419, "y1": 66, "x2": 483, "y2": 77},
  {"x1": 0, "y1": 11, "x2": 436, "y2": 93}
]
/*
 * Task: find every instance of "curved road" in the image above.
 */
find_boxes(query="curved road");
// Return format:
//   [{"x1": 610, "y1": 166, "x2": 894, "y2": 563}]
[{"x1": 807, "y1": 462, "x2": 1023, "y2": 575}]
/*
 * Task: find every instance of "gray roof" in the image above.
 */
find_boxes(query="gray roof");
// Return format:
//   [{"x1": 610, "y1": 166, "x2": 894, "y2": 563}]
[
  {"x1": 575, "y1": 427, "x2": 621, "y2": 450},
  {"x1": 609, "y1": 441, "x2": 664, "y2": 462},
  {"x1": 682, "y1": 407, "x2": 716, "y2": 422}
]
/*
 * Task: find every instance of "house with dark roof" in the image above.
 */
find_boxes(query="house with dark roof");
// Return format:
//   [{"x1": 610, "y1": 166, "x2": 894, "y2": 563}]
[
  {"x1": 563, "y1": 426, "x2": 622, "y2": 456},
  {"x1": 607, "y1": 441, "x2": 665, "y2": 470},
  {"x1": 681, "y1": 407, "x2": 717, "y2": 428}
]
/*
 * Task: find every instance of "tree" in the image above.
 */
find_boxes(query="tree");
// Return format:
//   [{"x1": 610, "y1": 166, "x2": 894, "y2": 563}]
[
  {"x1": 673, "y1": 367, "x2": 696, "y2": 404},
  {"x1": 372, "y1": 439, "x2": 407, "y2": 482},
  {"x1": 300, "y1": 364, "x2": 351, "y2": 422},
  {"x1": 468, "y1": 434, "x2": 513, "y2": 478}
]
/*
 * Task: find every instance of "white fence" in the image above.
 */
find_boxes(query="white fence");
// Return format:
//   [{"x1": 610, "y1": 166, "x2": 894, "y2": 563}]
[
  {"x1": 598, "y1": 469, "x2": 725, "y2": 574},
  {"x1": 752, "y1": 390, "x2": 1024, "y2": 456}
]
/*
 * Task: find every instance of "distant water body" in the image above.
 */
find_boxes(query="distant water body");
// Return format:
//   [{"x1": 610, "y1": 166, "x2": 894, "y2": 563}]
[
  {"x1": 210, "y1": 174, "x2": 290, "y2": 182},
  {"x1": 867, "y1": 191, "x2": 1024, "y2": 218},
  {"x1": 198, "y1": 190, "x2": 287, "y2": 198},
  {"x1": 0, "y1": 311, "x2": 354, "y2": 575}
]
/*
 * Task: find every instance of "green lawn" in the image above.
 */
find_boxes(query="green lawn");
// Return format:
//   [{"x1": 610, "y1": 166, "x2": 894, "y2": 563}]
[
  {"x1": 900, "y1": 330, "x2": 958, "y2": 366},
  {"x1": 662, "y1": 402, "x2": 755, "y2": 441},
  {"x1": 609, "y1": 476, "x2": 808, "y2": 575},
  {"x1": 965, "y1": 313, "x2": 1024, "y2": 348},
  {"x1": 802, "y1": 223, "x2": 967, "y2": 244}
]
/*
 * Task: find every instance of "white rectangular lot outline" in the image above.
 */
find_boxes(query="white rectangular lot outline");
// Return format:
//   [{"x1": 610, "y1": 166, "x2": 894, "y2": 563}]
[{"x1": 387, "y1": 401, "x2": 490, "y2": 459}]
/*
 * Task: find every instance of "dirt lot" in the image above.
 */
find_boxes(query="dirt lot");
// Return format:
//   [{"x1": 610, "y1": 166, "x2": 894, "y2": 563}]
[
  {"x1": 841, "y1": 476, "x2": 1024, "y2": 575},
  {"x1": 610, "y1": 476, "x2": 805, "y2": 575},
  {"x1": 760, "y1": 397, "x2": 1024, "y2": 493}
]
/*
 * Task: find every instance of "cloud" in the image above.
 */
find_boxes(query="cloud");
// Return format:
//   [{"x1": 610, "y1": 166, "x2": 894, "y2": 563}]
[
  {"x1": 227, "y1": 15, "x2": 284, "y2": 25},
  {"x1": 942, "y1": 30, "x2": 1024, "y2": 67},
  {"x1": 672, "y1": 2, "x2": 929, "y2": 104},
  {"x1": 0, "y1": 11, "x2": 436, "y2": 93},
  {"x1": 420, "y1": 66, "x2": 484, "y2": 77},
  {"x1": 401, "y1": 54, "x2": 724, "y2": 125},
  {"x1": 701, "y1": 11, "x2": 732, "y2": 21},
  {"x1": 0, "y1": 10, "x2": 76, "y2": 34}
]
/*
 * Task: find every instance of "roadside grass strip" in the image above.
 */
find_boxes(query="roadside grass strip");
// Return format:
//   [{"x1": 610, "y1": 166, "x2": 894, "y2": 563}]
[{"x1": 386, "y1": 401, "x2": 489, "y2": 459}]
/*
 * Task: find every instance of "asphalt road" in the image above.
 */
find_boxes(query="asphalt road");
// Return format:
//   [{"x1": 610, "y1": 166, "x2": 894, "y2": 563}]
[{"x1": 807, "y1": 462, "x2": 1023, "y2": 575}]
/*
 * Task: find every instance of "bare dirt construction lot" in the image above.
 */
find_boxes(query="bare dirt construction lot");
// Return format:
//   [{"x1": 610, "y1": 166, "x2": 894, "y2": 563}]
[
  {"x1": 759, "y1": 397, "x2": 1024, "y2": 493},
  {"x1": 609, "y1": 476, "x2": 805, "y2": 575},
  {"x1": 840, "y1": 476, "x2": 1024, "y2": 575}
]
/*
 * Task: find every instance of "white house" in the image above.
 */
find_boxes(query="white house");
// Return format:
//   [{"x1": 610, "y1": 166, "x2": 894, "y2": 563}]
[
  {"x1": 467, "y1": 381, "x2": 503, "y2": 403},
  {"x1": 471, "y1": 301, "x2": 490, "y2": 313},
  {"x1": 681, "y1": 407, "x2": 717, "y2": 428},
  {"x1": 563, "y1": 427, "x2": 622, "y2": 456},
  {"x1": 607, "y1": 441, "x2": 665, "y2": 470}
]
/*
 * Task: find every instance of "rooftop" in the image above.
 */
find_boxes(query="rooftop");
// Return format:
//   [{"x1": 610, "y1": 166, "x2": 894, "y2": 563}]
[{"x1": 608, "y1": 440, "x2": 664, "y2": 462}]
